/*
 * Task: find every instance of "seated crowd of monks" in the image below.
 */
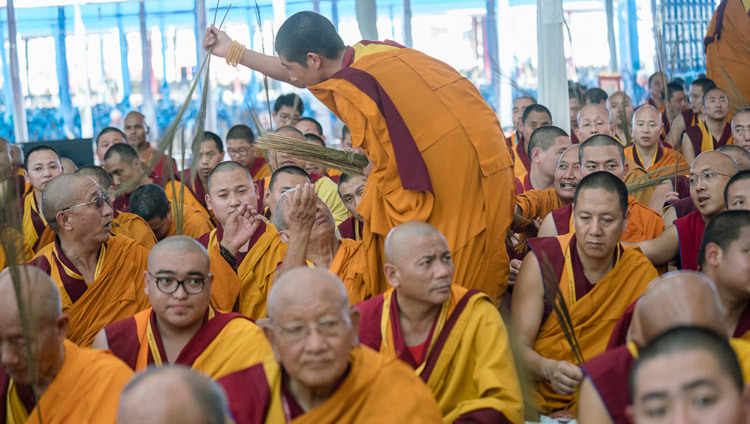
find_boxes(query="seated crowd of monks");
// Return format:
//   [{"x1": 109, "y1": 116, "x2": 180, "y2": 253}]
[{"x1": 2, "y1": 60, "x2": 750, "y2": 424}]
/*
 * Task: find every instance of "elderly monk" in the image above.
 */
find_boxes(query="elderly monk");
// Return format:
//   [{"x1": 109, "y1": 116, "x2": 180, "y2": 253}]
[
  {"x1": 197, "y1": 161, "x2": 286, "y2": 319},
  {"x1": 217, "y1": 268, "x2": 443, "y2": 423},
  {"x1": 733, "y1": 108, "x2": 750, "y2": 152},
  {"x1": 337, "y1": 173, "x2": 366, "y2": 241},
  {"x1": 607, "y1": 92, "x2": 635, "y2": 146},
  {"x1": 264, "y1": 165, "x2": 312, "y2": 220},
  {"x1": 636, "y1": 150, "x2": 738, "y2": 270},
  {"x1": 0, "y1": 266, "x2": 133, "y2": 423},
  {"x1": 205, "y1": 11, "x2": 516, "y2": 300},
  {"x1": 118, "y1": 366, "x2": 229, "y2": 424},
  {"x1": 183, "y1": 132, "x2": 225, "y2": 217},
  {"x1": 94, "y1": 236, "x2": 271, "y2": 378},
  {"x1": 537, "y1": 135, "x2": 664, "y2": 243},
  {"x1": 720, "y1": 145, "x2": 750, "y2": 171},
  {"x1": 274, "y1": 184, "x2": 371, "y2": 304},
  {"x1": 76, "y1": 165, "x2": 157, "y2": 249},
  {"x1": 682, "y1": 87, "x2": 735, "y2": 164},
  {"x1": 357, "y1": 222, "x2": 524, "y2": 423},
  {"x1": 517, "y1": 126, "x2": 571, "y2": 194},
  {"x1": 130, "y1": 183, "x2": 213, "y2": 241},
  {"x1": 21, "y1": 145, "x2": 62, "y2": 252},
  {"x1": 512, "y1": 172, "x2": 658, "y2": 414},
  {"x1": 664, "y1": 77, "x2": 716, "y2": 148},
  {"x1": 515, "y1": 104, "x2": 553, "y2": 178},
  {"x1": 94, "y1": 127, "x2": 126, "y2": 164},
  {"x1": 226, "y1": 124, "x2": 269, "y2": 182},
  {"x1": 627, "y1": 327, "x2": 750, "y2": 424},
  {"x1": 104, "y1": 143, "x2": 160, "y2": 212},
  {"x1": 32, "y1": 174, "x2": 150, "y2": 346},
  {"x1": 509, "y1": 96, "x2": 537, "y2": 149},
  {"x1": 625, "y1": 106, "x2": 688, "y2": 177},
  {"x1": 578, "y1": 271, "x2": 731, "y2": 424},
  {"x1": 124, "y1": 111, "x2": 177, "y2": 179}
]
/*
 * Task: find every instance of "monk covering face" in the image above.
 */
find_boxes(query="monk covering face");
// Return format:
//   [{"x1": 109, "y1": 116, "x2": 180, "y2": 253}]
[
  {"x1": 555, "y1": 145, "x2": 580, "y2": 203},
  {"x1": 206, "y1": 166, "x2": 258, "y2": 227},
  {"x1": 265, "y1": 167, "x2": 312, "y2": 218},
  {"x1": 689, "y1": 151, "x2": 737, "y2": 217},
  {"x1": 275, "y1": 187, "x2": 337, "y2": 245}
]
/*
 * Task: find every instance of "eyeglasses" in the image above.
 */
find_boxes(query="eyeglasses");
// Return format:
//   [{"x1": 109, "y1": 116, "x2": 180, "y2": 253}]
[
  {"x1": 580, "y1": 121, "x2": 609, "y2": 131},
  {"x1": 734, "y1": 127, "x2": 748, "y2": 137},
  {"x1": 274, "y1": 315, "x2": 349, "y2": 344},
  {"x1": 688, "y1": 170, "x2": 731, "y2": 187},
  {"x1": 61, "y1": 192, "x2": 110, "y2": 212},
  {"x1": 148, "y1": 272, "x2": 211, "y2": 294},
  {"x1": 227, "y1": 147, "x2": 252, "y2": 155}
]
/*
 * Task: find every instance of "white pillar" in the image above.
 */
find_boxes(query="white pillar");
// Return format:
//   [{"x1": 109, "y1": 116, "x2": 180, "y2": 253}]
[
  {"x1": 497, "y1": 0, "x2": 514, "y2": 130},
  {"x1": 6, "y1": 0, "x2": 27, "y2": 142},
  {"x1": 139, "y1": 1, "x2": 158, "y2": 139},
  {"x1": 536, "y1": 0, "x2": 569, "y2": 133},
  {"x1": 194, "y1": 0, "x2": 216, "y2": 133}
]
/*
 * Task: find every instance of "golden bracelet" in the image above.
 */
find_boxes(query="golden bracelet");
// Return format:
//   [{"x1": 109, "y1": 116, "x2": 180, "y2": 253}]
[{"x1": 225, "y1": 40, "x2": 245, "y2": 68}]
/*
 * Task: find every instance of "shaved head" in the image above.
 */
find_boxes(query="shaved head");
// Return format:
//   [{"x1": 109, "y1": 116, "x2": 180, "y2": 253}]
[
  {"x1": 268, "y1": 267, "x2": 348, "y2": 320},
  {"x1": 41, "y1": 174, "x2": 98, "y2": 231},
  {"x1": 206, "y1": 161, "x2": 252, "y2": 194},
  {"x1": 693, "y1": 150, "x2": 738, "y2": 174},
  {"x1": 76, "y1": 165, "x2": 113, "y2": 188},
  {"x1": 60, "y1": 157, "x2": 77, "y2": 174},
  {"x1": 384, "y1": 221, "x2": 446, "y2": 265},
  {"x1": 0, "y1": 266, "x2": 63, "y2": 326},
  {"x1": 275, "y1": 126, "x2": 305, "y2": 141},
  {"x1": 148, "y1": 235, "x2": 209, "y2": 270},
  {"x1": 718, "y1": 145, "x2": 750, "y2": 171}
]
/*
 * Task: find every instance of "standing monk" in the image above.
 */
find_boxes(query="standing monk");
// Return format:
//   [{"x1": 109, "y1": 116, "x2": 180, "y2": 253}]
[
  {"x1": 204, "y1": 10, "x2": 515, "y2": 300},
  {"x1": 705, "y1": 0, "x2": 750, "y2": 108},
  {"x1": 124, "y1": 111, "x2": 177, "y2": 179},
  {"x1": 516, "y1": 105, "x2": 553, "y2": 178}
]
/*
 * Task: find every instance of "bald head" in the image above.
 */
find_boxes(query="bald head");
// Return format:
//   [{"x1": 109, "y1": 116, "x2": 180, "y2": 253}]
[
  {"x1": 148, "y1": 236, "x2": 209, "y2": 271},
  {"x1": 60, "y1": 157, "x2": 77, "y2": 174},
  {"x1": 275, "y1": 126, "x2": 305, "y2": 141},
  {"x1": 9, "y1": 144, "x2": 23, "y2": 168},
  {"x1": 41, "y1": 174, "x2": 99, "y2": 232},
  {"x1": 206, "y1": 161, "x2": 252, "y2": 194},
  {"x1": 576, "y1": 104, "x2": 614, "y2": 142},
  {"x1": 268, "y1": 268, "x2": 348, "y2": 320},
  {"x1": 692, "y1": 150, "x2": 738, "y2": 175},
  {"x1": 384, "y1": 221, "x2": 446, "y2": 265},
  {"x1": 0, "y1": 266, "x2": 63, "y2": 326},
  {"x1": 718, "y1": 145, "x2": 750, "y2": 171},
  {"x1": 76, "y1": 165, "x2": 113, "y2": 188},
  {"x1": 125, "y1": 111, "x2": 145, "y2": 121}
]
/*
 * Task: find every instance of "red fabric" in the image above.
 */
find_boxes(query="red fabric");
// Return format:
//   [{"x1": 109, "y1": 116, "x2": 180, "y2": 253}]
[
  {"x1": 407, "y1": 339, "x2": 428, "y2": 364},
  {"x1": 674, "y1": 210, "x2": 706, "y2": 270},
  {"x1": 734, "y1": 303, "x2": 750, "y2": 339},
  {"x1": 571, "y1": 131, "x2": 580, "y2": 144},
  {"x1": 551, "y1": 203, "x2": 574, "y2": 236},
  {"x1": 606, "y1": 299, "x2": 638, "y2": 350},
  {"x1": 515, "y1": 174, "x2": 533, "y2": 195},
  {"x1": 583, "y1": 344, "x2": 636, "y2": 424},
  {"x1": 247, "y1": 156, "x2": 268, "y2": 179},
  {"x1": 455, "y1": 408, "x2": 512, "y2": 424},
  {"x1": 686, "y1": 122, "x2": 733, "y2": 154},
  {"x1": 669, "y1": 196, "x2": 697, "y2": 219},
  {"x1": 217, "y1": 363, "x2": 272, "y2": 424},
  {"x1": 338, "y1": 216, "x2": 363, "y2": 240},
  {"x1": 0, "y1": 366, "x2": 36, "y2": 422}
]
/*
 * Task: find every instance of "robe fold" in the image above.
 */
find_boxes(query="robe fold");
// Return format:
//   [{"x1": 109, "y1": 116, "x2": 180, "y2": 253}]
[
  {"x1": 356, "y1": 285, "x2": 524, "y2": 423},
  {"x1": 734, "y1": 303, "x2": 750, "y2": 340},
  {"x1": 0, "y1": 227, "x2": 33, "y2": 270},
  {"x1": 31, "y1": 235, "x2": 151, "y2": 347},
  {"x1": 164, "y1": 179, "x2": 213, "y2": 223},
  {"x1": 248, "y1": 156, "x2": 271, "y2": 182},
  {"x1": 526, "y1": 233, "x2": 657, "y2": 413},
  {"x1": 513, "y1": 188, "x2": 565, "y2": 255},
  {"x1": 104, "y1": 306, "x2": 271, "y2": 378},
  {"x1": 111, "y1": 210, "x2": 157, "y2": 249},
  {"x1": 515, "y1": 173, "x2": 534, "y2": 195},
  {"x1": 165, "y1": 202, "x2": 215, "y2": 239},
  {"x1": 685, "y1": 120, "x2": 734, "y2": 155},
  {"x1": 513, "y1": 141, "x2": 531, "y2": 178},
  {"x1": 20, "y1": 193, "x2": 54, "y2": 252},
  {"x1": 308, "y1": 40, "x2": 514, "y2": 302},
  {"x1": 0, "y1": 339, "x2": 132, "y2": 423},
  {"x1": 705, "y1": 0, "x2": 750, "y2": 109},
  {"x1": 337, "y1": 216, "x2": 364, "y2": 241},
  {"x1": 329, "y1": 238, "x2": 372, "y2": 304},
  {"x1": 623, "y1": 156, "x2": 655, "y2": 206},
  {"x1": 218, "y1": 345, "x2": 443, "y2": 424},
  {"x1": 673, "y1": 210, "x2": 706, "y2": 270},
  {"x1": 624, "y1": 145, "x2": 689, "y2": 178}
]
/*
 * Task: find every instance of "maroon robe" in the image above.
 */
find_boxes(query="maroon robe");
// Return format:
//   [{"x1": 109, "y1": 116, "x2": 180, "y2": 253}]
[
  {"x1": 686, "y1": 122, "x2": 733, "y2": 154},
  {"x1": 338, "y1": 216, "x2": 364, "y2": 241},
  {"x1": 673, "y1": 210, "x2": 706, "y2": 270},
  {"x1": 583, "y1": 344, "x2": 636, "y2": 424},
  {"x1": 515, "y1": 173, "x2": 534, "y2": 195}
]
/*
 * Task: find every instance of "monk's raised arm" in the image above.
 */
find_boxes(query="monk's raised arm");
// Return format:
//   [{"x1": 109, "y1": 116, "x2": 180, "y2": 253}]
[
  {"x1": 91, "y1": 328, "x2": 109, "y2": 350},
  {"x1": 577, "y1": 377, "x2": 614, "y2": 424},
  {"x1": 635, "y1": 224, "x2": 679, "y2": 266},
  {"x1": 536, "y1": 211, "x2": 558, "y2": 237}
]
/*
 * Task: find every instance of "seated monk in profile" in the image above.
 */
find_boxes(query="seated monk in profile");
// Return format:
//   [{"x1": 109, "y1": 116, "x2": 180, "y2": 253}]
[
  {"x1": 129, "y1": 183, "x2": 214, "y2": 241},
  {"x1": 75, "y1": 165, "x2": 157, "y2": 249},
  {"x1": 0, "y1": 266, "x2": 133, "y2": 422},
  {"x1": 217, "y1": 267, "x2": 443, "y2": 423},
  {"x1": 511, "y1": 171, "x2": 658, "y2": 415},
  {"x1": 93, "y1": 236, "x2": 271, "y2": 378},
  {"x1": 356, "y1": 221, "x2": 524, "y2": 423},
  {"x1": 274, "y1": 183, "x2": 371, "y2": 304},
  {"x1": 32, "y1": 174, "x2": 151, "y2": 347},
  {"x1": 197, "y1": 161, "x2": 286, "y2": 319},
  {"x1": 336, "y1": 173, "x2": 366, "y2": 241}
]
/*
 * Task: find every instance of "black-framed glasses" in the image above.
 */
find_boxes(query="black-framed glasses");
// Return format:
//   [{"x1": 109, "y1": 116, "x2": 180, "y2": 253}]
[
  {"x1": 61, "y1": 192, "x2": 110, "y2": 212},
  {"x1": 148, "y1": 272, "x2": 211, "y2": 294}
]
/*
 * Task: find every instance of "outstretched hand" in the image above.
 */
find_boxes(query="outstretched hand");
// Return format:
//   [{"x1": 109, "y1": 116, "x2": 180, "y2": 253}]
[
  {"x1": 286, "y1": 184, "x2": 318, "y2": 234},
  {"x1": 221, "y1": 202, "x2": 263, "y2": 255},
  {"x1": 203, "y1": 25, "x2": 232, "y2": 58}
]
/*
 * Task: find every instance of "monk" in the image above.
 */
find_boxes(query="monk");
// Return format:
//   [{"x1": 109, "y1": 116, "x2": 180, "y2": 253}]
[
  {"x1": 94, "y1": 127, "x2": 126, "y2": 164},
  {"x1": 512, "y1": 171, "x2": 658, "y2": 414},
  {"x1": 272, "y1": 93, "x2": 303, "y2": 128},
  {"x1": 569, "y1": 88, "x2": 583, "y2": 143},
  {"x1": 665, "y1": 77, "x2": 715, "y2": 146},
  {"x1": 263, "y1": 165, "x2": 312, "y2": 221},
  {"x1": 357, "y1": 222, "x2": 524, "y2": 423},
  {"x1": 516, "y1": 126, "x2": 571, "y2": 194},
  {"x1": 124, "y1": 111, "x2": 177, "y2": 179},
  {"x1": 575, "y1": 104, "x2": 616, "y2": 143},
  {"x1": 295, "y1": 117, "x2": 326, "y2": 141},
  {"x1": 60, "y1": 157, "x2": 77, "y2": 174},
  {"x1": 183, "y1": 131, "x2": 225, "y2": 219},
  {"x1": 726, "y1": 171, "x2": 750, "y2": 210},
  {"x1": 198, "y1": 161, "x2": 287, "y2": 319},
  {"x1": 510, "y1": 96, "x2": 537, "y2": 148},
  {"x1": 75, "y1": 165, "x2": 158, "y2": 249},
  {"x1": 303, "y1": 133, "x2": 334, "y2": 178},
  {"x1": 607, "y1": 92, "x2": 635, "y2": 146},
  {"x1": 130, "y1": 183, "x2": 214, "y2": 240},
  {"x1": 636, "y1": 150, "x2": 738, "y2": 270},
  {"x1": 641, "y1": 72, "x2": 667, "y2": 113},
  {"x1": 0, "y1": 265, "x2": 133, "y2": 423},
  {"x1": 627, "y1": 327, "x2": 750, "y2": 424},
  {"x1": 274, "y1": 184, "x2": 371, "y2": 304},
  {"x1": 21, "y1": 145, "x2": 61, "y2": 252},
  {"x1": 661, "y1": 82, "x2": 688, "y2": 139},
  {"x1": 720, "y1": 145, "x2": 750, "y2": 171},
  {"x1": 93, "y1": 236, "x2": 271, "y2": 378},
  {"x1": 733, "y1": 108, "x2": 750, "y2": 152},
  {"x1": 337, "y1": 173, "x2": 366, "y2": 241},
  {"x1": 0, "y1": 138, "x2": 30, "y2": 268},
  {"x1": 9, "y1": 144, "x2": 23, "y2": 177},
  {"x1": 537, "y1": 135, "x2": 664, "y2": 244},
  {"x1": 226, "y1": 124, "x2": 270, "y2": 182},
  {"x1": 217, "y1": 267, "x2": 443, "y2": 423},
  {"x1": 515, "y1": 104, "x2": 553, "y2": 178},
  {"x1": 624, "y1": 105, "x2": 688, "y2": 178},
  {"x1": 118, "y1": 366, "x2": 230, "y2": 424},
  {"x1": 705, "y1": 0, "x2": 750, "y2": 109},
  {"x1": 205, "y1": 11, "x2": 516, "y2": 299},
  {"x1": 584, "y1": 88, "x2": 608, "y2": 106},
  {"x1": 32, "y1": 174, "x2": 151, "y2": 346},
  {"x1": 104, "y1": 143, "x2": 160, "y2": 212},
  {"x1": 682, "y1": 87, "x2": 735, "y2": 164}
]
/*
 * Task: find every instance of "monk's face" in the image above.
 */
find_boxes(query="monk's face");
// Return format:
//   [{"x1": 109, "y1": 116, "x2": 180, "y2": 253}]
[
  {"x1": 569, "y1": 97, "x2": 581, "y2": 129},
  {"x1": 197, "y1": 140, "x2": 224, "y2": 182},
  {"x1": 273, "y1": 105, "x2": 301, "y2": 128},
  {"x1": 278, "y1": 54, "x2": 328, "y2": 88},
  {"x1": 95, "y1": 131, "x2": 125, "y2": 163},
  {"x1": 667, "y1": 89, "x2": 687, "y2": 114},
  {"x1": 554, "y1": 147, "x2": 580, "y2": 202},
  {"x1": 307, "y1": 198, "x2": 336, "y2": 241},
  {"x1": 732, "y1": 113, "x2": 750, "y2": 151},
  {"x1": 385, "y1": 233, "x2": 453, "y2": 306},
  {"x1": 145, "y1": 247, "x2": 212, "y2": 329},
  {"x1": 689, "y1": 85, "x2": 706, "y2": 114},
  {"x1": 522, "y1": 111, "x2": 552, "y2": 143},
  {"x1": 629, "y1": 349, "x2": 746, "y2": 424},
  {"x1": 147, "y1": 210, "x2": 172, "y2": 241},
  {"x1": 273, "y1": 151, "x2": 307, "y2": 171},
  {"x1": 206, "y1": 168, "x2": 257, "y2": 226},
  {"x1": 103, "y1": 152, "x2": 140, "y2": 194},
  {"x1": 632, "y1": 108, "x2": 662, "y2": 150},
  {"x1": 513, "y1": 97, "x2": 535, "y2": 131},
  {"x1": 266, "y1": 173, "x2": 311, "y2": 216},
  {"x1": 702, "y1": 90, "x2": 730, "y2": 121},
  {"x1": 579, "y1": 146, "x2": 628, "y2": 181},
  {"x1": 573, "y1": 188, "x2": 627, "y2": 259},
  {"x1": 338, "y1": 175, "x2": 366, "y2": 222},
  {"x1": 534, "y1": 136, "x2": 571, "y2": 181},
  {"x1": 226, "y1": 138, "x2": 257, "y2": 169},
  {"x1": 124, "y1": 113, "x2": 149, "y2": 150},
  {"x1": 25, "y1": 149, "x2": 62, "y2": 193},
  {"x1": 689, "y1": 153, "x2": 735, "y2": 217},
  {"x1": 711, "y1": 227, "x2": 750, "y2": 301},
  {"x1": 62, "y1": 180, "x2": 114, "y2": 244},
  {"x1": 648, "y1": 73, "x2": 665, "y2": 101},
  {"x1": 576, "y1": 105, "x2": 614, "y2": 142},
  {"x1": 726, "y1": 179, "x2": 750, "y2": 210},
  {"x1": 607, "y1": 93, "x2": 634, "y2": 127}
]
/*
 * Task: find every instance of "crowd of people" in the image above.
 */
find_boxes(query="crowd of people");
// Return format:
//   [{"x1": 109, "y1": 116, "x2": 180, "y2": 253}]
[{"x1": 0, "y1": 8, "x2": 749, "y2": 424}]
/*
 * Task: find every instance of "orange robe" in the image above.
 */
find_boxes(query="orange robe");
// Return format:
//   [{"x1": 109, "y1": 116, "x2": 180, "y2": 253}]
[
  {"x1": 624, "y1": 156, "x2": 655, "y2": 205},
  {"x1": 357, "y1": 285, "x2": 524, "y2": 423},
  {"x1": 112, "y1": 210, "x2": 157, "y2": 249},
  {"x1": 104, "y1": 307, "x2": 271, "y2": 378},
  {"x1": 526, "y1": 233, "x2": 658, "y2": 413},
  {"x1": 705, "y1": 0, "x2": 750, "y2": 110},
  {"x1": 20, "y1": 193, "x2": 54, "y2": 252},
  {"x1": 0, "y1": 227, "x2": 33, "y2": 269},
  {"x1": 308, "y1": 40, "x2": 514, "y2": 302},
  {"x1": 513, "y1": 139, "x2": 531, "y2": 178},
  {"x1": 218, "y1": 346, "x2": 443, "y2": 424},
  {"x1": 513, "y1": 188, "x2": 565, "y2": 254},
  {"x1": 164, "y1": 178, "x2": 213, "y2": 223},
  {"x1": 248, "y1": 156, "x2": 271, "y2": 182},
  {"x1": 32, "y1": 235, "x2": 151, "y2": 347},
  {"x1": 197, "y1": 223, "x2": 286, "y2": 320},
  {"x1": 329, "y1": 238, "x2": 372, "y2": 305},
  {"x1": 624, "y1": 145, "x2": 689, "y2": 178},
  {"x1": 0, "y1": 339, "x2": 132, "y2": 423},
  {"x1": 165, "y1": 202, "x2": 215, "y2": 239}
]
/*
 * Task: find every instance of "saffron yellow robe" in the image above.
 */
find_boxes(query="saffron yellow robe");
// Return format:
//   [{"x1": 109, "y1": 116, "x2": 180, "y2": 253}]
[
  {"x1": 0, "y1": 227, "x2": 33, "y2": 269},
  {"x1": 624, "y1": 145, "x2": 689, "y2": 178},
  {"x1": 705, "y1": 0, "x2": 750, "y2": 111},
  {"x1": 164, "y1": 179, "x2": 213, "y2": 223},
  {"x1": 329, "y1": 238, "x2": 372, "y2": 305},
  {"x1": 112, "y1": 211, "x2": 157, "y2": 249},
  {"x1": 165, "y1": 202, "x2": 215, "y2": 239},
  {"x1": 20, "y1": 193, "x2": 54, "y2": 253}
]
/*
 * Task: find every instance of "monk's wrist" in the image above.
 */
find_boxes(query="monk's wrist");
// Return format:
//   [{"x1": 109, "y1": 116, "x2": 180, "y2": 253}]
[{"x1": 220, "y1": 240, "x2": 239, "y2": 257}]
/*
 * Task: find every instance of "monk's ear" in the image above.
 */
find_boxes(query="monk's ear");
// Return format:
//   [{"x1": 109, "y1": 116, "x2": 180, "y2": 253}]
[
  {"x1": 622, "y1": 161, "x2": 630, "y2": 178},
  {"x1": 143, "y1": 270, "x2": 151, "y2": 296},
  {"x1": 23, "y1": 170, "x2": 29, "y2": 184},
  {"x1": 263, "y1": 187, "x2": 270, "y2": 208},
  {"x1": 56, "y1": 211, "x2": 73, "y2": 232},
  {"x1": 531, "y1": 147, "x2": 541, "y2": 163},
  {"x1": 704, "y1": 243, "x2": 722, "y2": 267},
  {"x1": 610, "y1": 124, "x2": 618, "y2": 138},
  {"x1": 348, "y1": 307, "x2": 361, "y2": 347},
  {"x1": 622, "y1": 208, "x2": 630, "y2": 232},
  {"x1": 625, "y1": 404, "x2": 636, "y2": 423},
  {"x1": 205, "y1": 194, "x2": 213, "y2": 211},
  {"x1": 278, "y1": 230, "x2": 290, "y2": 244},
  {"x1": 55, "y1": 314, "x2": 69, "y2": 343},
  {"x1": 383, "y1": 263, "x2": 399, "y2": 289}
]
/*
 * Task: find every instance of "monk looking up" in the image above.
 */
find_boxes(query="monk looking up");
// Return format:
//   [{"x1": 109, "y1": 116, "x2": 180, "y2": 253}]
[
  {"x1": 93, "y1": 236, "x2": 271, "y2": 377},
  {"x1": 104, "y1": 143, "x2": 159, "y2": 212},
  {"x1": 664, "y1": 77, "x2": 716, "y2": 148},
  {"x1": 33, "y1": 174, "x2": 151, "y2": 346},
  {"x1": 264, "y1": 165, "x2": 312, "y2": 220},
  {"x1": 357, "y1": 222, "x2": 524, "y2": 423},
  {"x1": 274, "y1": 184, "x2": 371, "y2": 304},
  {"x1": 682, "y1": 87, "x2": 734, "y2": 164},
  {"x1": 21, "y1": 145, "x2": 61, "y2": 252},
  {"x1": 516, "y1": 126, "x2": 571, "y2": 194},
  {"x1": 218, "y1": 268, "x2": 443, "y2": 423},
  {"x1": 130, "y1": 183, "x2": 214, "y2": 241},
  {"x1": 624, "y1": 105, "x2": 688, "y2": 177},
  {"x1": 94, "y1": 127, "x2": 126, "y2": 165},
  {"x1": 510, "y1": 96, "x2": 537, "y2": 150},
  {"x1": 607, "y1": 91, "x2": 635, "y2": 146},
  {"x1": 337, "y1": 173, "x2": 366, "y2": 241},
  {"x1": 205, "y1": 11, "x2": 516, "y2": 300},
  {"x1": 226, "y1": 124, "x2": 269, "y2": 182},
  {"x1": 124, "y1": 111, "x2": 177, "y2": 179},
  {"x1": 516, "y1": 104, "x2": 553, "y2": 178},
  {"x1": 0, "y1": 266, "x2": 133, "y2": 423},
  {"x1": 732, "y1": 108, "x2": 750, "y2": 152},
  {"x1": 512, "y1": 172, "x2": 658, "y2": 414}
]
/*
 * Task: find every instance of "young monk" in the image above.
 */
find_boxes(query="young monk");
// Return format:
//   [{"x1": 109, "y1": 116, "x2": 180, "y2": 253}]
[
  {"x1": 625, "y1": 106, "x2": 688, "y2": 177},
  {"x1": 94, "y1": 127, "x2": 126, "y2": 164},
  {"x1": 357, "y1": 222, "x2": 524, "y2": 423},
  {"x1": 661, "y1": 82, "x2": 687, "y2": 139},
  {"x1": 183, "y1": 132, "x2": 225, "y2": 215},
  {"x1": 32, "y1": 174, "x2": 151, "y2": 347},
  {"x1": 515, "y1": 104, "x2": 553, "y2": 178},
  {"x1": 337, "y1": 173, "x2": 366, "y2": 241},
  {"x1": 682, "y1": 87, "x2": 735, "y2": 164},
  {"x1": 664, "y1": 77, "x2": 716, "y2": 148},
  {"x1": 263, "y1": 165, "x2": 312, "y2": 220},
  {"x1": 509, "y1": 96, "x2": 537, "y2": 149},
  {"x1": 103, "y1": 143, "x2": 160, "y2": 212},
  {"x1": 517, "y1": 126, "x2": 571, "y2": 194},
  {"x1": 129, "y1": 183, "x2": 214, "y2": 240},
  {"x1": 226, "y1": 124, "x2": 269, "y2": 182},
  {"x1": 21, "y1": 145, "x2": 61, "y2": 252},
  {"x1": 93, "y1": 236, "x2": 271, "y2": 378},
  {"x1": 217, "y1": 268, "x2": 443, "y2": 423},
  {"x1": 726, "y1": 171, "x2": 750, "y2": 211},
  {"x1": 512, "y1": 171, "x2": 658, "y2": 414},
  {"x1": 641, "y1": 72, "x2": 667, "y2": 113},
  {"x1": 0, "y1": 266, "x2": 133, "y2": 422}
]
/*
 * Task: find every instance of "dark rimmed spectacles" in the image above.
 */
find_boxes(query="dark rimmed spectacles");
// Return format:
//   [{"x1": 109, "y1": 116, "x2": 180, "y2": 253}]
[{"x1": 148, "y1": 272, "x2": 211, "y2": 294}]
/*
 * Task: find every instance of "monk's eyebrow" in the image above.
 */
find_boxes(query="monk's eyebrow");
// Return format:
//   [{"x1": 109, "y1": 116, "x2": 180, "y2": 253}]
[
  {"x1": 682, "y1": 379, "x2": 716, "y2": 392},
  {"x1": 640, "y1": 391, "x2": 668, "y2": 403}
]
